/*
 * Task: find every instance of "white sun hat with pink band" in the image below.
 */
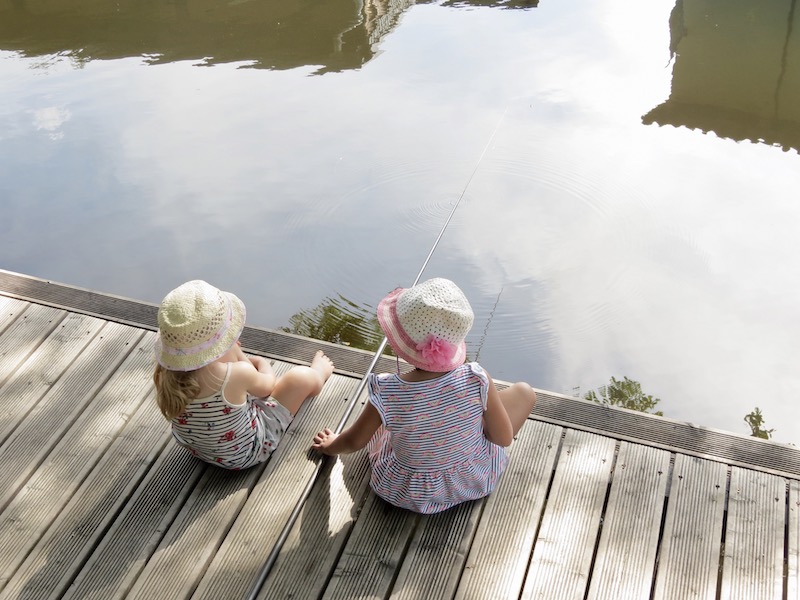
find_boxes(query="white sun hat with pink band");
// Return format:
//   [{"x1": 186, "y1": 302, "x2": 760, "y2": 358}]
[
  {"x1": 154, "y1": 280, "x2": 246, "y2": 371},
  {"x1": 377, "y1": 277, "x2": 474, "y2": 372}
]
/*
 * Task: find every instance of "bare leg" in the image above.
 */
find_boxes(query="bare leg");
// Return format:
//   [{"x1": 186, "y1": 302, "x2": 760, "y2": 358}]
[
  {"x1": 271, "y1": 351, "x2": 335, "y2": 415},
  {"x1": 498, "y1": 382, "x2": 537, "y2": 436}
]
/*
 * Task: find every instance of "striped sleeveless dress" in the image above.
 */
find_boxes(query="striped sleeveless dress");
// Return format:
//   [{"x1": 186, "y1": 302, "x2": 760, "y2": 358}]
[
  {"x1": 367, "y1": 362, "x2": 508, "y2": 514},
  {"x1": 170, "y1": 364, "x2": 292, "y2": 470}
]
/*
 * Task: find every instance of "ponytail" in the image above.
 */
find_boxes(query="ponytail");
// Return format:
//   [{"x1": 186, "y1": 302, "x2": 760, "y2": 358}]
[{"x1": 153, "y1": 364, "x2": 200, "y2": 420}]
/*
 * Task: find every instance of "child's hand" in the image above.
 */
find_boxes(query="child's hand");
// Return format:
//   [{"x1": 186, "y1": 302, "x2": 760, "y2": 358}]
[{"x1": 312, "y1": 428, "x2": 339, "y2": 455}]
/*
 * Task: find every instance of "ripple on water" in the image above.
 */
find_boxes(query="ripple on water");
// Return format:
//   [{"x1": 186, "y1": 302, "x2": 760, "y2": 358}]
[
  {"x1": 289, "y1": 127, "x2": 705, "y2": 366},
  {"x1": 452, "y1": 143, "x2": 671, "y2": 347},
  {"x1": 285, "y1": 156, "x2": 470, "y2": 327}
]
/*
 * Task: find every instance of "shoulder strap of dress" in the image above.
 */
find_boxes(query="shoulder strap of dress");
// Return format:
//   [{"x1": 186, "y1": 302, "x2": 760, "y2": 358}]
[{"x1": 219, "y1": 362, "x2": 233, "y2": 393}]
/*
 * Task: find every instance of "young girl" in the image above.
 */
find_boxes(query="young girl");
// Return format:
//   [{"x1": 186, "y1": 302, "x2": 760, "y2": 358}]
[
  {"x1": 154, "y1": 279, "x2": 335, "y2": 470},
  {"x1": 312, "y1": 277, "x2": 537, "y2": 514}
]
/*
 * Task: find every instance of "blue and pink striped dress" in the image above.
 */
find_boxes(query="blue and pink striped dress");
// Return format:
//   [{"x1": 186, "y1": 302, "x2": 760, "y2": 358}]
[{"x1": 367, "y1": 362, "x2": 508, "y2": 514}]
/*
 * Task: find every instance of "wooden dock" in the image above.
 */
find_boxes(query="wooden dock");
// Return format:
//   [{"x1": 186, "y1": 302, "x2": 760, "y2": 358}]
[{"x1": 1, "y1": 269, "x2": 799, "y2": 600}]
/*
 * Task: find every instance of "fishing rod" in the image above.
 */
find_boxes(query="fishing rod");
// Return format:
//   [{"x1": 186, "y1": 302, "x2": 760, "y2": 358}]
[{"x1": 245, "y1": 108, "x2": 507, "y2": 600}]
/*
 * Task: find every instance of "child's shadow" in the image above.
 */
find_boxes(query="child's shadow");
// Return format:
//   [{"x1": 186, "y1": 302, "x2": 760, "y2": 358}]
[{"x1": 258, "y1": 447, "x2": 374, "y2": 597}]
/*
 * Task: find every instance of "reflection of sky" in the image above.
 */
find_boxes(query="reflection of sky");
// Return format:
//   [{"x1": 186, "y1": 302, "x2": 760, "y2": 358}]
[{"x1": 1, "y1": 0, "x2": 799, "y2": 443}]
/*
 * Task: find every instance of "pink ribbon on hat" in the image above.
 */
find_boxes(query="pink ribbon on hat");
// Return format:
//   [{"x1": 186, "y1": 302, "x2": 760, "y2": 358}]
[{"x1": 416, "y1": 335, "x2": 457, "y2": 372}]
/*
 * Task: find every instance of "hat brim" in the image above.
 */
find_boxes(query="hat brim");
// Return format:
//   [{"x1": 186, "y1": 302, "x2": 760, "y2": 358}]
[
  {"x1": 155, "y1": 291, "x2": 246, "y2": 372},
  {"x1": 377, "y1": 287, "x2": 467, "y2": 372}
]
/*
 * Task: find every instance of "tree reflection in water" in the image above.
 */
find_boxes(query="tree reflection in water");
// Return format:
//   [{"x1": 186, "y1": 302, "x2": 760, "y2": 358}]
[{"x1": 281, "y1": 294, "x2": 390, "y2": 355}]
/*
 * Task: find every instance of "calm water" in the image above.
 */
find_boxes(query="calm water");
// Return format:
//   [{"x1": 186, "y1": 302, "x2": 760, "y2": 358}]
[{"x1": 1, "y1": 0, "x2": 799, "y2": 443}]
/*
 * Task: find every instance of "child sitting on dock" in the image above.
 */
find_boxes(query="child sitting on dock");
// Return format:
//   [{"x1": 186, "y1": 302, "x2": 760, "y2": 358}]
[
  {"x1": 153, "y1": 280, "x2": 334, "y2": 470},
  {"x1": 312, "y1": 277, "x2": 537, "y2": 513}
]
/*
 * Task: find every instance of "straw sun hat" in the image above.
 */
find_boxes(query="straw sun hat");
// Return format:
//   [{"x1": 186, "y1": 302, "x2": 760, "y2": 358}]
[
  {"x1": 154, "y1": 280, "x2": 246, "y2": 371},
  {"x1": 377, "y1": 278, "x2": 474, "y2": 372}
]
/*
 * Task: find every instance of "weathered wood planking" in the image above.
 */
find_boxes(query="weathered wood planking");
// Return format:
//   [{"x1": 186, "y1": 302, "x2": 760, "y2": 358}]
[
  {"x1": 455, "y1": 420, "x2": 562, "y2": 600},
  {"x1": 257, "y1": 453, "x2": 373, "y2": 599},
  {"x1": 62, "y1": 446, "x2": 206, "y2": 600},
  {"x1": 320, "y1": 490, "x2": 420, "y2": 600},
  {"x1": 0, "y1": 303, "x2": 74, "y2": 443},
  {"x1": 521, "y1": 429, "x2": 617, "y2": 599},
  {"x1": 0, "y1": 268, "x2": 400, "y2": 378},
  {"x1": 293, "y1": 486, "x2": 466, "y2": 600},
  {"x1": 1, "y1": 281, "x2": 799, "y2": 600},
  {"x1": 1, "y1": 388, "x2": 171, "y2": 599},
  {"x1": 0, "y1": 321, "x2": 144, "y2": 510},
  {"x1": 720, "y1": 467, "x2": 786, "y2": 599},
  {"x1": 126, "y1": 362, "x2": 303, "y2": 600},
  {"x1": 586, "y1": 442, "x2": 671, "y2": 600},
  {"x1": 0, "y1": 330, "x2": 155, "y2": 595},
  {"x1": 652, "y1": 454, "x2": 727, "y2": 599},
  {"x1": 188, "y1": 374, "x2": 363, "y2": 600},
  {"x1": 4, "y1": 270, "x2": 800, "y2": 480},
  {"x1": 126, "y1": 463, "x2": 264, "y2": 600},
  {"x1": 0, "y1": 301, "x2": 60, "y2": 384},
  {"x1": 390, "y1": 499, "x2": 482, "y2": 600},
  {"x1": 258, "y1": 400, "x2": 373, "y2": 599},
  {"x1": 125, "y1": 367, "x2": 363, "y2": 600},
  {"x1": 0, "y1": 297, "x2": 29, "y2": 338},
  {"x1": 789, "y1": 479, "x2": 800, "y2": 600}
]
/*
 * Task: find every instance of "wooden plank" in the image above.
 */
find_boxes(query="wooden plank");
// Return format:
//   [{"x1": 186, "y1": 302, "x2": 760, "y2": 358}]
[
  {"x1": 145, "y1": 372, "x2": 362, "y2": 600},
  {"x1": 0, "y1": 390, "x2": 171, "y2": 599},
  {"x1": 0, "y1": 283, "x2": 792, "y2": 600},
  {"x1": 257, "y1": 452, "x2": 372, "y2": 599},
  {"x1": 532, "y1": 393, "x2": 800, "y2": 479},
  {"x1": 320, "y1": 492, "x2": 419, "y2": 600},
  {"x1": 0, "y1": 296, "x2": 28, "y2": 336},
  {"x1": 520, "y1": 429, "x2": 616, "y2": 600},
  {"x1": 126, "y1": 462, "x2": 263, "y2": 600},
  {"x1": 719, "y1": 467, "x2": 786, "y2": 599},
  {"x1": 6, "y1": 273, "x2": 800, "y2": 479},
  {"x1": 0, "y1": 309, "x2": 105, "y2": 445},
  {"x1": 62, "y1": 446, "x2": 205, "y2": 600},
  {"x1": 127, "y1": 360, "x2": 288, "y2": 600},
  {"x1": 652, "y1": 454, "x2": 727, "y2": 600},
  {"x1": 0, "y1": 321, "x2": 144, "y2": 510},
  {"x1": 586, "y1": 442, "x2": 671, "y2": 600},
  {"x1": 0, "y1": 303, "x2": 65, "y2": 415},
  {"x1": 454, "y1": 420, "x2": 562, "y2": 600},
  {"x1": 0, "y1": 330, "x2": 155, "y2": 592},
  {"x1": 256, "y1": 393, "x2": 373, "y2": 599},
  {"x1": 789, "y1": 479, "x2": 800, "y2": 600},
  {"x1": 390, "y1": 500, "x2": 482, "y2": 600},
  {"x1": 0, "y1": 270, "x2": 160, "y2": 331},
  {"x1": 0, "y1": 269, "x2": 400, "y2": 377}
]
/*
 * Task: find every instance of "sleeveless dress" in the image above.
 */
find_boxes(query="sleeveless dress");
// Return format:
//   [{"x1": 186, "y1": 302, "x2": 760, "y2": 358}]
[
  {"x1": 367, "y1": 362, "x2": 509, "y2": 514},
  {"x1": 170, "y1": 364, "x2": 292, "y2": 470}
]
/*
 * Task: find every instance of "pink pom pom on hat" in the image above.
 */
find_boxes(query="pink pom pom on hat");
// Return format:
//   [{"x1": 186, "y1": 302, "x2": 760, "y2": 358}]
[{"x1": 377, "y1": 278, "x2": 474, "y2": 372}]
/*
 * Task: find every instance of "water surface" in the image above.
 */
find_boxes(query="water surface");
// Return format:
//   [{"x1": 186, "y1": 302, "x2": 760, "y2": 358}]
[{"x1": 1, "y1": 0, "x2": 799, "y2": 443}]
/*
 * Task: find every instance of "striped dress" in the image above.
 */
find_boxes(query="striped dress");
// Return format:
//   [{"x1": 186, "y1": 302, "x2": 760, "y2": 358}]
[
  {"x1": 367, "y1": 362, "x2": 508, "y2": 514},
  {"x1": 170, "y1": 364, "x2": 292, "y2": 470}
]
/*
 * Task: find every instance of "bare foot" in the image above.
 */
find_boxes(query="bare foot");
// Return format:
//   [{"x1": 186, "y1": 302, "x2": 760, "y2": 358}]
[
  {"x1": 271, "y1": 350, "x2": 335, "y2": 415},
  {"x1": 311, "y1": 350, "x2": 335, "y2": 384}
]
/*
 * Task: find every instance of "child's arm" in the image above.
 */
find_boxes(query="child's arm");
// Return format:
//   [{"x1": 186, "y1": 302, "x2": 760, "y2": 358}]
[
  {"x1": 225, "y1": 356, "x2": 276, "y2": 402},
  {"x1": 246, "y1": 355, "x2": 276, "y2": 396},
  {"x1": 482, "y1": 371, "x2": 514, "y2": 447},
  {"x1": 312, "y1": 402, "x2": 382, "y2": 455}
]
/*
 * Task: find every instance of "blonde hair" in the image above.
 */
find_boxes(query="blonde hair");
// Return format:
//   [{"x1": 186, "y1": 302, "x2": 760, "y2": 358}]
[{"x1": 154, "y1": 364, "x2": 201, "y2": 420}]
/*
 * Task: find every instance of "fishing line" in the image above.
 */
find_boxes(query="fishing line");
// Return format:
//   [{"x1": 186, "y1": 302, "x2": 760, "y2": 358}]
[
  {"x1": 245, "y1": 107, "x2": 508, "y2": 600},
  {"x1": 475, "y1": 285, "x2": 503, "y2": 363}
]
